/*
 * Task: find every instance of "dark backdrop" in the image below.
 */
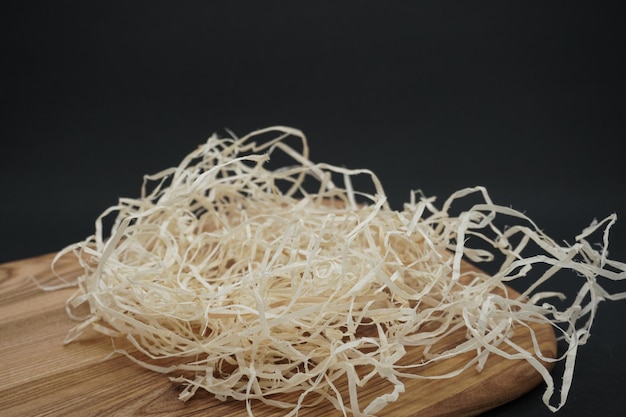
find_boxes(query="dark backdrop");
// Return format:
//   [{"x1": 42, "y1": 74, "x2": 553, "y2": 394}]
[{"x1": 2, "y1": 2, "x2": 625, "y2": 416}]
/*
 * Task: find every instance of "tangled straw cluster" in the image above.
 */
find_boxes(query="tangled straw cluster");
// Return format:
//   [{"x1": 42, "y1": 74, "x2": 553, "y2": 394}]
[{"x1": 54, "y1": 126, "x2": 626, "y2": 416}]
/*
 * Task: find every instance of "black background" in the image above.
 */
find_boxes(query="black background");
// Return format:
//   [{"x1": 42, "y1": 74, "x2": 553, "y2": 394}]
[{"x1": 2, "y1": 1, "x2": 625, "y2": 416}]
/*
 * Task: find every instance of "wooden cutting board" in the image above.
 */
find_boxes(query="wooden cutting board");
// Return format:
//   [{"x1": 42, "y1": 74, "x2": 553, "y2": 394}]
[{"x1": 0, "y1": 252, "x2": 556, "y2": 417}]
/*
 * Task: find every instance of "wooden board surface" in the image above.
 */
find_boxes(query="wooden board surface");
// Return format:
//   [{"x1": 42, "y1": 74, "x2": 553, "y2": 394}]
[{"x1": 0, "y1": 252, "x2": 556, "y2": 417}]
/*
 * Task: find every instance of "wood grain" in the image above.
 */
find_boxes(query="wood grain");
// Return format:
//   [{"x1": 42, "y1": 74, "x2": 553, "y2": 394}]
[{"x1": 0, "y1": 253, "x2": 556, "y2": 417}]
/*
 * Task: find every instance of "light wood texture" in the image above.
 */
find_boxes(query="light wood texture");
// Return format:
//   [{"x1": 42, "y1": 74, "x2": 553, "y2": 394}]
[{"x1": 0, "y1": 252, "x2": 556, "y2": 417}]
